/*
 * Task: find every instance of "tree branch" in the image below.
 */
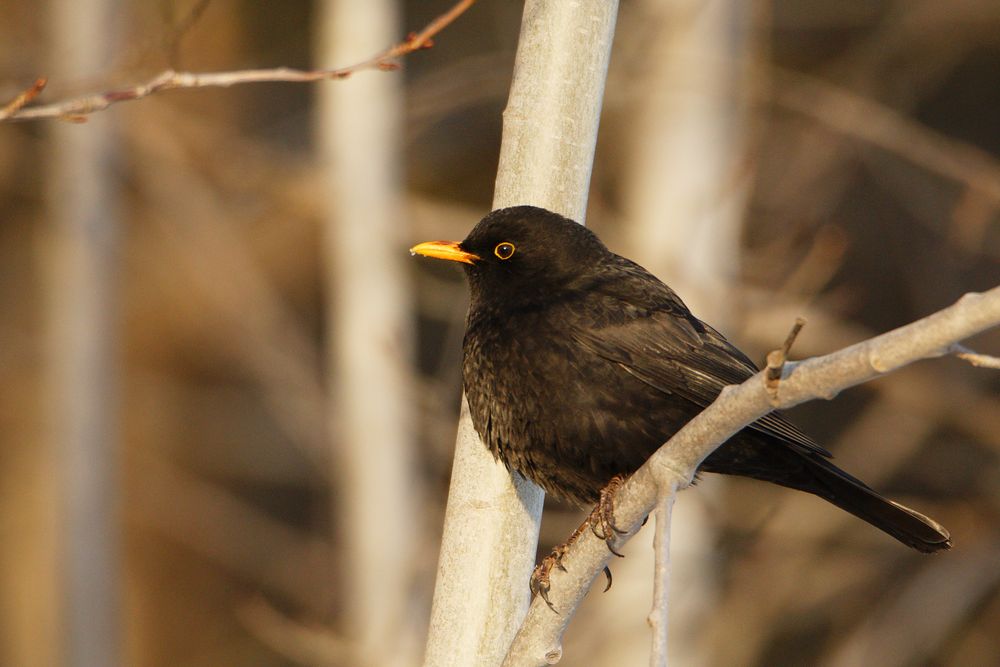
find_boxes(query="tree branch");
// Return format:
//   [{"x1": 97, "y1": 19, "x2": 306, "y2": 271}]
[
  {"x1": 502, "y1": 285, "x2": 1000, "y2": 666},
  {"x1": 0, "y1": 77, "x2": 47, "y2": 119},
  {"x1": 950, "y1": 343, "x2": 1000, "y2": 370},
  {"x1": 0, "y1": 0, "x2": 476, "y2": 123},
  {"x1": 648, "y1": 492, "x2": 676, "y2": 667}
]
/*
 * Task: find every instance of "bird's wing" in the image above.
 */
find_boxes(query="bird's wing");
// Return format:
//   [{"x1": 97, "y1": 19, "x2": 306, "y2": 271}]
[{"x1": 567, "y1": 270, "x2": 831, "y2": 458}]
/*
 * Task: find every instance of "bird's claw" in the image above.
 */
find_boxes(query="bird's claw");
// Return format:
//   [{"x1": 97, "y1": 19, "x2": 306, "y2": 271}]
[
  {"x1": 530, "y1": 545, "x2": 568, "y2": 614},
  {"x1": 530, "y1": 481, "x2": 627, "y2": 610},
  {"x1": 588, "y1": 475, "x2": 627, "y2": 557}
]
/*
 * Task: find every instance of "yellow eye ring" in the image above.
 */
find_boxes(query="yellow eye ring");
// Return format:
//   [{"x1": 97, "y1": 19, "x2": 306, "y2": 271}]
[{"x1": 494, "y1": 242, "x2": 516, "y2": 260}]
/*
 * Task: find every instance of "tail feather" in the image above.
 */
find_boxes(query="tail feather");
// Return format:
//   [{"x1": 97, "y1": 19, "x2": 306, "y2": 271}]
[
  {"x1": 703, "y1": 436, "x2": 951, "y2": 553},
  {"x1": 797, "y1": 456, "x2": 951, "y2": 553}
]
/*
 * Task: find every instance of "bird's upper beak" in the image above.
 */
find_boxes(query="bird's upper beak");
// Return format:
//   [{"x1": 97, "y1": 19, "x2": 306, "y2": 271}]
[{"x1": 409, "y1": 240, "x2": 480, "y2": 265}]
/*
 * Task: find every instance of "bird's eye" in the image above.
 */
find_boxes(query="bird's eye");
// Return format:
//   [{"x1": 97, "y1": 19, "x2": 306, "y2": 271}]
[{"x1": 494, "y1": 242, "x2": 516, "y2": 260}]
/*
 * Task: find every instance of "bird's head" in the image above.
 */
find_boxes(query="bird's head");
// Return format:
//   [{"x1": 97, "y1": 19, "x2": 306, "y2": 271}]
[{"x1": 410, "y1": 206, "x2": 609, "y2": 308}]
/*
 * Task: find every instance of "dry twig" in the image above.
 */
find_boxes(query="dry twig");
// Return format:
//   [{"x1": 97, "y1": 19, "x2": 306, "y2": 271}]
[
  {"x1": 0, "y1": 78, "x2": 47, "y2": 120},
  {"x1": 950, "y1": 343, "x2": 1000, "y2": 370},
  {"x1": 765, "y1": 317, "x2": 807, "y2": 401},
  {"x1": 0, "y1": 0, "x2": 476, "y2": 123}
]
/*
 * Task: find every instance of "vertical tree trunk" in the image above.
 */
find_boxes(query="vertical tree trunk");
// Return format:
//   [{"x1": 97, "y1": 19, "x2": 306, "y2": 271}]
[
  {"x1": 315, "y1": 2, "x2": 419, "y2": 665},
  {"x1": 45, "y1": 1, "x2": 121, "y2": 665},
  {"x1": 424, "y1": 2, "x2": 619, "y2": 665}
]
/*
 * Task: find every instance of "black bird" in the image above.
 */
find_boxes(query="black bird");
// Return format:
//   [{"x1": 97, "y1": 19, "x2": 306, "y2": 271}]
[{"x1": 412, "y1": 206, "x2": 950, "y2": 558}]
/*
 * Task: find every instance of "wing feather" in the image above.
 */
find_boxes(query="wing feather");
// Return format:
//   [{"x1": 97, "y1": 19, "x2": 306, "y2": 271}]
[{"x1": 566, "y1": 260, "x2": 831, "y2": 458}]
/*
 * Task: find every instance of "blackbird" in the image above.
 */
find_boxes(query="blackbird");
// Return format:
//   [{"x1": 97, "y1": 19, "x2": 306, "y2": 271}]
[{"x1": 412, "y1": 206, "x2": 950, "y2": 555}]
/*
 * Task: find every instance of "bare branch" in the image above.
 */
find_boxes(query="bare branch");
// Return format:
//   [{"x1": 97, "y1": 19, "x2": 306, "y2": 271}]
[
  {"x1": 239, "y1": 597, "x2": 352, "y2": 667},
  {"x1": 648, "y1": 492, "x2": 676, "y2": 667},
  {"x1": 765, "y1": 316, "x2": 807, "y2": 401},
  {"x1": 503, "y1": 285, "x2": 1000, "y2": 666},
  {"x1": 0, "y1": 78, "x2": 47, "y2": 120},
  {"x1": 950, "y1": 343, "x2": 1000, "y2": 370},
  {"x1": 317, "y1": 0, "x2": 422, "y2": 662},
  {"x1": 774, "y1": 67, "x2": 1000, "y2": 204},
  {"x1": 1, "y1": 0, "x2": 476, "y2": 123}
]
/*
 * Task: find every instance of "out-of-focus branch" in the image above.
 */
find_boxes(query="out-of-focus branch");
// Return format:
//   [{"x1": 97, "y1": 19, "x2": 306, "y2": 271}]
[
  {"x1": 131, "y1": 455, "x2": 335, "y2": 613},
  {"x1": 0, "y1": 77, "x2": 46, "y2": 119},
  {"x1": 503, "y1": 285, "x2": 1000, "y2": 666},
  {"x1": 773, "y1": 66, "x2": 1000, "y2": 204},
  {"x1": 316, "y1": 0, "x2": 420, "y2": 665},
  {"x1": 45, "y1": 1, "x2": 121, "y2": 664},
  {"x1": 161, "y1": 0, "x2": 214, "y2": 67},
  {"x1": 1, "y1": 0, "x2": 476, "y2": 123},
  {"x1": 238, "y1": 598, "x2": 351, "y2": 667},
  {"x1": 825, "y1": 539, "x2": 1000, "y2": 667}
]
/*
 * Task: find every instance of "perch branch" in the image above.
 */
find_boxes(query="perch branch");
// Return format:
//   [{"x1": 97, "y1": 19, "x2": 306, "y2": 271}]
[
  {"x1": 502, "y1": 285, "x2": 1000, "y2": 667},
  {"x1": 0, "y1": 0, "x2": 476, "y2": 123}
]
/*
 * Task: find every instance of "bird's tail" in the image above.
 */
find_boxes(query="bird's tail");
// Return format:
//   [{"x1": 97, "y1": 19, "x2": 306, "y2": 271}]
[
  {"x1": 707, "y1": 440, "x2": 952, "y2": 553},
  {"x1": 792, "y1": 454, "x2": 950, "y2": 552}
]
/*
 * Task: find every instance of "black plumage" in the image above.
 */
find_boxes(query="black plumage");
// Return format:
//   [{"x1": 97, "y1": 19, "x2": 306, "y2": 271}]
[{"x1": 412, "y1": 206, "x2": 950, "y2": 553}]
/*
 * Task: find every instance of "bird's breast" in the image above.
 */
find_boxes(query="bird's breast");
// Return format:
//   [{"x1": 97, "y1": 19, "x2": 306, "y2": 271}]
[{"x1": 461, "y1": 306, "x2": 677, "y2": 503}]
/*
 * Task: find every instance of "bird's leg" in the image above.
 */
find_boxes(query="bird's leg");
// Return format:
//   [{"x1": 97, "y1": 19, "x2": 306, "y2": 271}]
[
  {"x1": 588, "y1": 474, "x2": 629, "y2": 557},
  {"x1": 530, "y1": 516, "x2": 614, "y2": 613},
  {"x1": 530, "y1": 476, "x2": 629, "y2": 611}
]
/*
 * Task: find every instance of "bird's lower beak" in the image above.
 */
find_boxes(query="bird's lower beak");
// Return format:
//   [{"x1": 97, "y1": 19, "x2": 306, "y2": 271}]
[{"x1": 409, "y1": 240, "x2": 480, "y2": 265}]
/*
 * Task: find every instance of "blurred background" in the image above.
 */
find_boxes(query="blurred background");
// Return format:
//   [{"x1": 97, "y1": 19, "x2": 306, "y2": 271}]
[{"x1": 2, "y1": 0, "x2": 999, "y2": 665}]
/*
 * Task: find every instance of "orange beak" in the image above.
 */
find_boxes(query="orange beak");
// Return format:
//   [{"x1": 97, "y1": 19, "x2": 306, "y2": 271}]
[{"x1": 409, "y1": 240, "x2": 480, "y2": 265}]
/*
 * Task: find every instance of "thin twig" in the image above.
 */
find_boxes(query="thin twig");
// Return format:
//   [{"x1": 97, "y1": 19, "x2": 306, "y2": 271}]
[
  {"x1": 1, "y1": 0, "x2": 476, "y2": 123},
  {"x1": 765, "y1": 317, "x2": 807, "y2": 401},
  {"x1": 0, "y1": 78, "x2": 47, "y2": 120},
  {"x1": 950, "y1": 343, "x2": 1000, "y2": 369}
]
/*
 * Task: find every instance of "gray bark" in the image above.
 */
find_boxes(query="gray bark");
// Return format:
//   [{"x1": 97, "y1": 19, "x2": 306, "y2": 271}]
[{"x1": 424, "y1": 2, "x2": 620, "y2": 665}]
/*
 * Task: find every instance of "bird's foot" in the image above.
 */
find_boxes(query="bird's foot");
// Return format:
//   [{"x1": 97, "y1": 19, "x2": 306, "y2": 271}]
[
  {"x1": 528, "y1": 478, "x2": 628, "y2": 612},
  {"x1": 588, "y1": 475, "x2": 628, "y2": 557},
  {"x1": 530, "y1": 542, "x2": 614, "y2": 613},
  {"x1": 530, "y1": 544, "x2": 568, "y2": 613}
]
